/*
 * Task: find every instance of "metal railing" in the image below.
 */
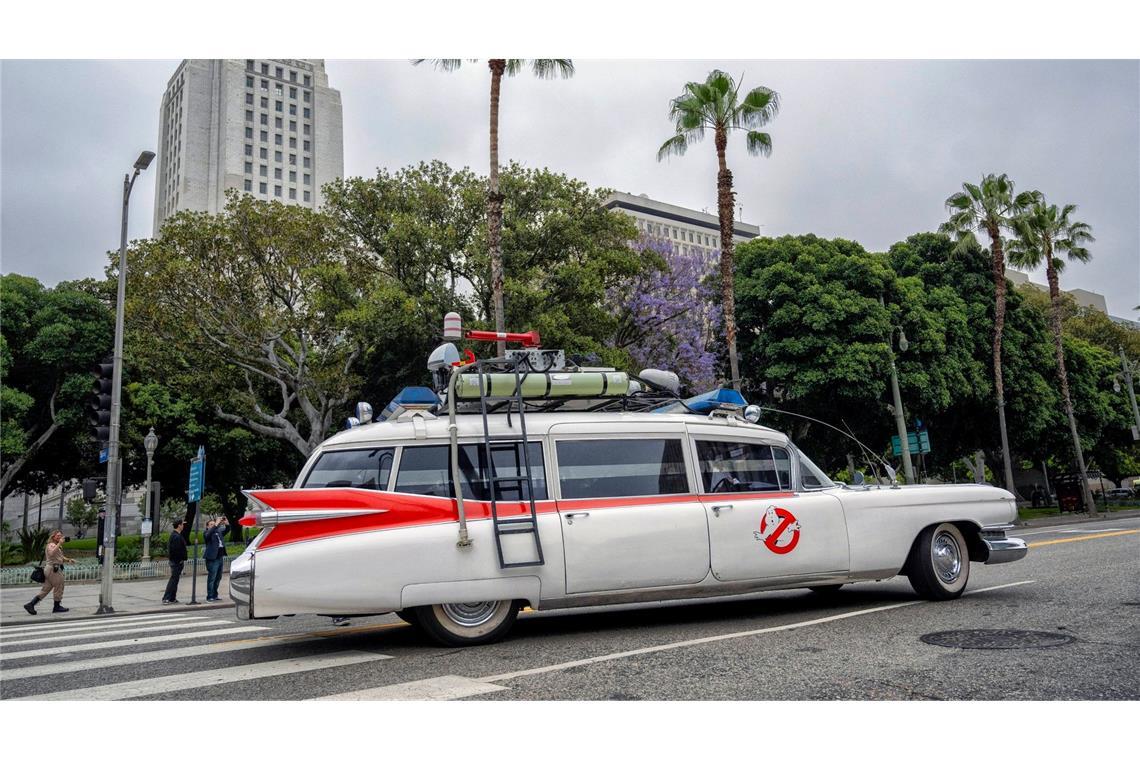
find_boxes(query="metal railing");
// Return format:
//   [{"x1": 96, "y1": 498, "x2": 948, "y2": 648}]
[{"x1": 0, "y1": 556, "x2": 236, "y2": 586}]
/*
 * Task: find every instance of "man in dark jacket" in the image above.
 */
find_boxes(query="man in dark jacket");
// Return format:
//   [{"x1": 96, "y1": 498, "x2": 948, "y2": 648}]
[
  {"x1": 203, "y1": 516, "x2": 229, "y2": 602},
  {"x1": 163, "y1": 520, "x2": 188, "y2": 604}
]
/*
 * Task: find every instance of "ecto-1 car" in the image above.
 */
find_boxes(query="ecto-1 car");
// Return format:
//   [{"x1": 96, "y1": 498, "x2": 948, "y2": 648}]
[{"x1": 230, "y1": 321, "x2": 1027, "y2": 646}]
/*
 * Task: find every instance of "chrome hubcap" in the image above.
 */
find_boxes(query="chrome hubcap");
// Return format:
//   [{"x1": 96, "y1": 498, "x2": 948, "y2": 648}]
[
  {"x1": 932, "y1": 532, "x2": 962, "y2": 583},
  {"x1": 441, "y1": 601, "x2": 502, "y2": 627}
]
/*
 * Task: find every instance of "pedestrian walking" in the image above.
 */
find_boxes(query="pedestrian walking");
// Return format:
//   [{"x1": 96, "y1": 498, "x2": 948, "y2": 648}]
[
  {"x1": 163, "y1": 520, "x2": 188, "y2": 604},
  {"x1": 203, "y1": 515, "x2": 229, "y2": 602},
  {"x1": 24, "y1": 530, "x2": 77, "y2": 614}
]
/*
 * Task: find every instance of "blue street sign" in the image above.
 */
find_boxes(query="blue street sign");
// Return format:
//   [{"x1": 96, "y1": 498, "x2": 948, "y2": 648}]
[
  {"x1": 99, "y1": 448, "x2": 108, "y2": 464},
  {"x1": 188, "y1": 446, "x2": 206, "y2": 503}
]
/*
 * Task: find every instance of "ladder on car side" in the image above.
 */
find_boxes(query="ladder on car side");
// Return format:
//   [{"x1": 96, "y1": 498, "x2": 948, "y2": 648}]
[{"x1": 474, "y1": 357, "x2": 545, "y2": 569}]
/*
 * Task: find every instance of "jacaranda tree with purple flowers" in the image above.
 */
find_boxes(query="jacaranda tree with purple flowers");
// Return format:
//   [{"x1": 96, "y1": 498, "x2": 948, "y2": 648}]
[{"x1": 609, "y1": 236, "x2": 722, "y2": 393}]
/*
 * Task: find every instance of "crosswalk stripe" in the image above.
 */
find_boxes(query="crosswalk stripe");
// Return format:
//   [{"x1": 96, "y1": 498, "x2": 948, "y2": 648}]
[
  {"x1": 0, "y1": 625, "x2": 270, "y2": 662},
  {"x1": 0, "y1": 619, "x2": 233, "y2": 647},
  {"x1": 0, "y1": 612, "x2": 191, "y2": 635},
  {"x1": 1, "y1": 637, "x2": 391, "y2": 681},
  {"x1": 315, "y1": 675, "x2": 505, "y2": 701},
  {"x1": 1, "y1": 615, "x2": 196, "y2": 639},
  {"x1": 15, "y1": 651, "x2": 390, "y2": 700}
]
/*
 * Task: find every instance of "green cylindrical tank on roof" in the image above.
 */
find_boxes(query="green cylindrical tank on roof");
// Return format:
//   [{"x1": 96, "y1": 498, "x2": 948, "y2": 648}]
[{"x1": 455, "y1": 371, "x2": 630, "y2": 399}]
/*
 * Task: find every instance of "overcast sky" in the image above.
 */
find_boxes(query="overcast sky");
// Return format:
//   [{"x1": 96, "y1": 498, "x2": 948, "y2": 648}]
[{"x1": 2, "y1": 59, "x2": 1137, "y2": 317}]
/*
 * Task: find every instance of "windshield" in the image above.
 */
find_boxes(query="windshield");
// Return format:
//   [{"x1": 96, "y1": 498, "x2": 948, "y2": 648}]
[{"x1": 797, "y1": 450, "x2": 836, "y2": 489}]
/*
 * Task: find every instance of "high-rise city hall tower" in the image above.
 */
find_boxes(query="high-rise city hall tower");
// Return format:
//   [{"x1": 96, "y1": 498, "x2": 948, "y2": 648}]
[{"x1": 152, "y1": 59, "x2": 343, "y2": 233}]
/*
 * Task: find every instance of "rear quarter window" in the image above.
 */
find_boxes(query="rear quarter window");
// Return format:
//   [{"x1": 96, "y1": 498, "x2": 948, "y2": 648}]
[{"x1": 303, "y1": 448, "x2": 394, "y2": 489}]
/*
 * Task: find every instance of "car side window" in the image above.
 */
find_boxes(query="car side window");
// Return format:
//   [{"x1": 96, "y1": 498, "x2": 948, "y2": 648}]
[
  {"x1": 695, "y1": 440, "x2": 786, "y2": 493},
  {"x1": 394, "y1": 443, "x2": 547, "y2": 500},
  {"x1": 556, "y1": 438, "x2": 688, "y2": 499},
  {"x1": 303, "y1": 448, "x2": 394, "y2": 489}
]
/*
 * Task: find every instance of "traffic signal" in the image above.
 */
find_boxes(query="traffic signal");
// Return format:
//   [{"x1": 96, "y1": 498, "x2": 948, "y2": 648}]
[{"x1": 89, "y1": 353, "x2": 113, "y2": 443}]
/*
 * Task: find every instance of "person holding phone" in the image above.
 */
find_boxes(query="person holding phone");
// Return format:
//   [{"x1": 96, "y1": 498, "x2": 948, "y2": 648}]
[
  {"x1": 203, "y1": 515, "x2": 229, "y2": 602},
  {"x1": 24, "y1": 531, "x2": 76, "y2": 614}
]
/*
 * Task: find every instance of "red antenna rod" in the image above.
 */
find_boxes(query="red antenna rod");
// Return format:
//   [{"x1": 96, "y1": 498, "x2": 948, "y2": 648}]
[{"x1": 464, "y1": 329, "x2": 541, "y2": 348}]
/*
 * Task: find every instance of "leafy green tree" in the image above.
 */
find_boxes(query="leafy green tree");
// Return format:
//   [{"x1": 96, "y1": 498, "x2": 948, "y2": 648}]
[
  {"x1": 0, "y1": 275, "x2": 113, "y2": 497},
  {"x1": 658, "y1": 70, "x2": 780, "y2": 391},
  {"x1": 65, "y1": 496, "x2": 97, "y2": 539},
  {"x1": 413, "y1": 59, "x2": 575, "y2": 356},
  {"x1": 1009, "y1": 198, "x2": 1098, "y2": 511},
  {"x1": 125, "y1": 192, "x2": 374, "y2": 457},
  {"x1": 939, "y1": 174, "x2": 1036, "y2": 494}
]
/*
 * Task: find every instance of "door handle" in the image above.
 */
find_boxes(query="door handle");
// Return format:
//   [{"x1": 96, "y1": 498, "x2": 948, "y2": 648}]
[
  {"x1": 564, "y1": 512, "x2": 590, "y2": 524},
  {"x1": 711, "y1": 505, "x2": 734, "y2": 517}
]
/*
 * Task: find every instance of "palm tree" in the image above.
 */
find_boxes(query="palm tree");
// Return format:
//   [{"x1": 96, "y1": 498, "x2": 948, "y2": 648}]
[
  {"x1": 413, "y1": 59, "x2": 574, "y2": 356},
  {"x1": 1009, "y1": 197, "x2": 1097, "y2": 514},
  {"x1": 657, "y1": 70, "x2": 780, "y2": 391},
  {"x1": 939, "y1": 174, "x2": 1036, "y2": 495}
]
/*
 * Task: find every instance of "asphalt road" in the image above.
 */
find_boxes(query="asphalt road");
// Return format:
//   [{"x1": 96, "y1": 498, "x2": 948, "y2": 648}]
[{"x1": 2, "y1": 518, "x2": 1136, "y2": 700}]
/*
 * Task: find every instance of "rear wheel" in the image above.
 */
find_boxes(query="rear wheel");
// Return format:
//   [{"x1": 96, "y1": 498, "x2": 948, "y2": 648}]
[
  {"x1": 906, "y1": 522, "x2": 969, "y2": 600},
  {"x1": 413, "y1": 600, "x2": 519, "y2": 647}
]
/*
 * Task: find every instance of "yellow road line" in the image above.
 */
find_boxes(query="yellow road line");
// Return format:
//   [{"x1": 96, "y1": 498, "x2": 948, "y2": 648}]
[{"x1": 1027, "y1": 529, "x2": 1139, "y2": 548}]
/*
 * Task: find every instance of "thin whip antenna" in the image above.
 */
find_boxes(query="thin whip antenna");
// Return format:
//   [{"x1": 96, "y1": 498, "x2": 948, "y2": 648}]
[{"x1": 758, "y1": 406, "x2": 893, "y2": 483}]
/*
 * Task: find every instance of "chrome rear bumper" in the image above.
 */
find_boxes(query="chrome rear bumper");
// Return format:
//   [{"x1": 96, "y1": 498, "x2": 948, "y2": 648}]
[
  {"x1": 229, "y1": 552, "x2": 254, "y2": 620},
  {"x1": 980, "y1": 525, "x2": 1028, "y2": 565}
]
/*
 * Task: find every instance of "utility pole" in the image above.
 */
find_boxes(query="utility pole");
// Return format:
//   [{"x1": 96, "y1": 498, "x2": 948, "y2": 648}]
[
  {"x1": 97, "y1": 151, "x2": 154, "y2": 615},
  {"x1": 1119, "y1": 347, "x2": 1140, "y2": 440}
]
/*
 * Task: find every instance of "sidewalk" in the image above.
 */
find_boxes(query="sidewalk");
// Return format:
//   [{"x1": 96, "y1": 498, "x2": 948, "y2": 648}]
[
  {"x1": 1, "y1": 573, "x2": 233, "y2": 627},
  {"x1": 1018, "y1": 507, "x2": 1140, "y2": 529}
]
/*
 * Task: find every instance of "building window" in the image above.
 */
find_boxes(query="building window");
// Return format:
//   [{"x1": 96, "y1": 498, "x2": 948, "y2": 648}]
[
  {"x1": 245, "y1": 93, "x2": 253, "y2": 105},
  {"x1": 260, "y1": 165, "x2": 267, "y2": 177},
  {"x1": 244, "y1": 144, "x2": 253, "y2": 156},
  {"x1": 260, "y1": 78, "x2": 268, "y2": 92},
  {"x1": 260, "y1": 181, "x2": 267, "y2": 193},
  {"x1": 303, "y1": 91, "x2": 311, "y2": 103},
  {"x1": 303, "y1": 124, "x2": 311, "y2": 136},
  {"x1": 275, "y1": 134, "x2": 282, "y2": 146},
  {"x1": 275, "y1": 66, "x2": 283, "y2": 78},
  {"x1": 303, "y1": 140, "x2": 310, "y2": 152},
  {"x1": 260, "y1": 130, "x2": 268, "y2": 142},
  {"x1": 289, "y1": 154, "x2": 296, "y2": 165},
  {"x1": 245, "y1": 127, "x2": 253, "y2": 138},
  {"x1": 275, "y1": 117, "x2": 283, "y2": 128},
  {"x1": 303, "y1": 107, "x2": 311, "y2": 119},
  {"x1": 259, "y1": 147, "x2": 268, "y2": 159},
  {"x1": 275, "y1": 185, "x2": 282, "y2": 197},
  {"x1": 260, "y1": 96, "x2": 268, "y2": 108},
  {"x1": 289, "y1": 188, "x2": 296, "y2": 199},
  {"x1": 245, "y1": 77, "x2": 253, "y2": 89},
  {"x1": 290, "y1": 86, "x2": 297, "y2": 99},
  {"x1": 275, "y1": 84, "x2": 283, "y2": 96},
  {"x1": 303, "y1": 156, "x2": 311, "y2": 168},
  {"x1": 289, "y1": 104, "x2": 296, "y2": 115},
  {"x1": 289, "y1": 137, "x2": 297, "y2": 148},
  {"x1": 274, "y1": 167, "x2": 282, "y2": 180},
  {"x1": 303, "y1": 190, "x2": 311, "y2": 202},
  {"x1": 290, "y1": 71, "x2": 297, "y2": 83},
  {"x1": 260, "y1": 113, "x2": 267, "y2": 125},
  {"x1": 246, "y1": 60, "x2": 254, "y2": 71},
  {"x1": 289, "y1": 170, "x2": 296, "y2": 182},
  {"x1": 304, "y1": 74, "x2": 311, "y2": 86},
  {"x1": 244, "y1": 162, "x2": 252, "y2": 173},
  {"x1": 245, "y1": 110, "x2": 253, "y2": 122},
  {"x1": 289, "y1": 120, "x2": 296, "y2": 132},
  {"x1": 275, "y1": 150, "x2": 282, "y2": 162},
  {"x1": 244, "y1": 179, "x2": 252, "y2": 191},
  {"x1": 275, "y1": 100, "x2": 282, "y2": 112},
  {"x1": 303, "y1": 173, "x2": 311, "y2": 185}
]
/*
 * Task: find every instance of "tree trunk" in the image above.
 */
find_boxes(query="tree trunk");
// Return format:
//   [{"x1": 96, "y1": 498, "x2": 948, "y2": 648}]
[
  {"x1": 987, "y1": 231, "x2": 1018, "y2": 497},
  {"x1": 715, "y1": 130, "x2": 741, "y2": 391},
  {"x1": 1046, "y1": 256, "x2": 1096, "y2": 515},
  {"x1": 488, "y1": 59, "x2": 507, "y2": 358}
]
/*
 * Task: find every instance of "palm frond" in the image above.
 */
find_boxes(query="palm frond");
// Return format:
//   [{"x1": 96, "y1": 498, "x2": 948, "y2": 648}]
[
  {"x1": 745, "y1": 130, "x2": 773, "y2": 157},
  {"x1": 413, "y1": 59, "x2": 468, "y2": 71},
  {"x1": 657, "y1": 133, "x2": 694, "y2": 161},
  {"x1": 529, "y1": 59, "x2": 575, "y2": 79},
  {"x1": 737, "y1": 87, "x2": 780, "y2": 128}
]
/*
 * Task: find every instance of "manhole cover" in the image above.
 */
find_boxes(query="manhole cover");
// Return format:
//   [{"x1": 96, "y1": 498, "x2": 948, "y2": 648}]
[{"x1": 921, "y1": 629, "x2": 1075, "y2": 650}]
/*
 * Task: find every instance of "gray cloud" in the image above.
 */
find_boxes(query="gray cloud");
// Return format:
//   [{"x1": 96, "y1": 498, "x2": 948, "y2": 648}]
[{"x1": 3, "y1": 59, "x2": 1137, "y2": 316}]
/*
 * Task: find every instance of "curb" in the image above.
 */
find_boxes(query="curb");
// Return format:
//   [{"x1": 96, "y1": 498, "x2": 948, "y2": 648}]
[
  {"x1": 1018, "y1": 509, "x2": 1140, "y2": 529},
  {"x1": 1, "y1": 601, "x2": 236, "y2": 628}
]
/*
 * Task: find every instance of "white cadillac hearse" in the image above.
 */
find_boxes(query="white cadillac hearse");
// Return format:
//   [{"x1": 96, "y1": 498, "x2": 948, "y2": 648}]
[{"x1": 231, "y1": 320, "x2": 1027, "y2": 646}]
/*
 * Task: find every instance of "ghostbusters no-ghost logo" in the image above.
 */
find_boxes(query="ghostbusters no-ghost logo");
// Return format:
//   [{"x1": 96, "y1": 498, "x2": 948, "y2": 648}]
[{"x1": 753, "y1": 505, "x2": 800, "y2": 554}]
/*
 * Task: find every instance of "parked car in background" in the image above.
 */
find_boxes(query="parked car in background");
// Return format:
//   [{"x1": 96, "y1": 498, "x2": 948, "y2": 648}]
[{"x1": 1105, "y1": 488, "x2": 1134, "y2": 500}]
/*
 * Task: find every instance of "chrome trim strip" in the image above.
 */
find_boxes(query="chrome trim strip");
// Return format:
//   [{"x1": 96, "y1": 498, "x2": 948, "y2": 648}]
[
  {"x1": 982, "y1": 536, "x2": 1028, "y2": 565},
  {"x1": 255, "y1": 507, "x2": 389, "y2": 526}
]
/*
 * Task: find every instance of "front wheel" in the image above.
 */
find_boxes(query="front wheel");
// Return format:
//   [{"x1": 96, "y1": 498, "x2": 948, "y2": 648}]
[
  {"x1": 906, "y1": 522, "x2": 970, "y2": 600},
  {"x1": 413, "y1": 600, "x2": 519, "y2": 647}
]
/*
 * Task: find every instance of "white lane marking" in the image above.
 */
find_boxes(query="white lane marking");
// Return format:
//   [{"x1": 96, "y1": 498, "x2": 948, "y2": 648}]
[
  {"x1": 1, "y1": 615, "x2": 196, "y2": 639},
  {"x1": 0, "y1": 635, "x2": 345, "y2": 681},
  {"x1": 0, "y1": 619, "x2": 232, "y2": 647},
  {"x1": 473, "y1": 580, "x2": 1037, "y2": 686},
  {"x1": 315, "y1": 675, "x2": 505, "y2": 701},
  {"x1": 14, "y1": 650, "x2": 390, "y2": 701},
  {"x1": 0, "y1": 625, "x2": 270, "y2": 662}
]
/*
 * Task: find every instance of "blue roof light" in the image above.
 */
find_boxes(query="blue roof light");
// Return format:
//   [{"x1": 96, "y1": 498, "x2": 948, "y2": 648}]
[
  {"x1": 651, "y1": 387, "x2": 748, "y2": 414},
  {"x1": 379, "y1": 386, "x2": 441, "y2": 421}
]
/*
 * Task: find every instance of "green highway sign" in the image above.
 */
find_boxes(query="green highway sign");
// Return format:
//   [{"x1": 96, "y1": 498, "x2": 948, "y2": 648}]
[{"x1": 891, "y1": 430, "x2": 931, "y2": 456}]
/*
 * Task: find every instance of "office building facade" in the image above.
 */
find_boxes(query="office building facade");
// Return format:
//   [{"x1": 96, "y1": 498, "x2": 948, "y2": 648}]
[
  {"x1": 603, "y1": 191, "x2": 761, "y2": 260},
  {"x1": 153, "y1": 59, "x2": 343, "y2": 233}
]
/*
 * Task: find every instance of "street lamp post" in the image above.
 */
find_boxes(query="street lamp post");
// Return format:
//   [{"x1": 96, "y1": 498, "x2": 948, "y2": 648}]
[
  {"x1": 1114, "y1": 347, "x2": 1140, "y2": 441},
  {"x1": 97, "y1": 150, "x2": 155, "y2": 615},
  {"x1": 142, "y1": 427, "x2": 158, "y2": 562}
]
